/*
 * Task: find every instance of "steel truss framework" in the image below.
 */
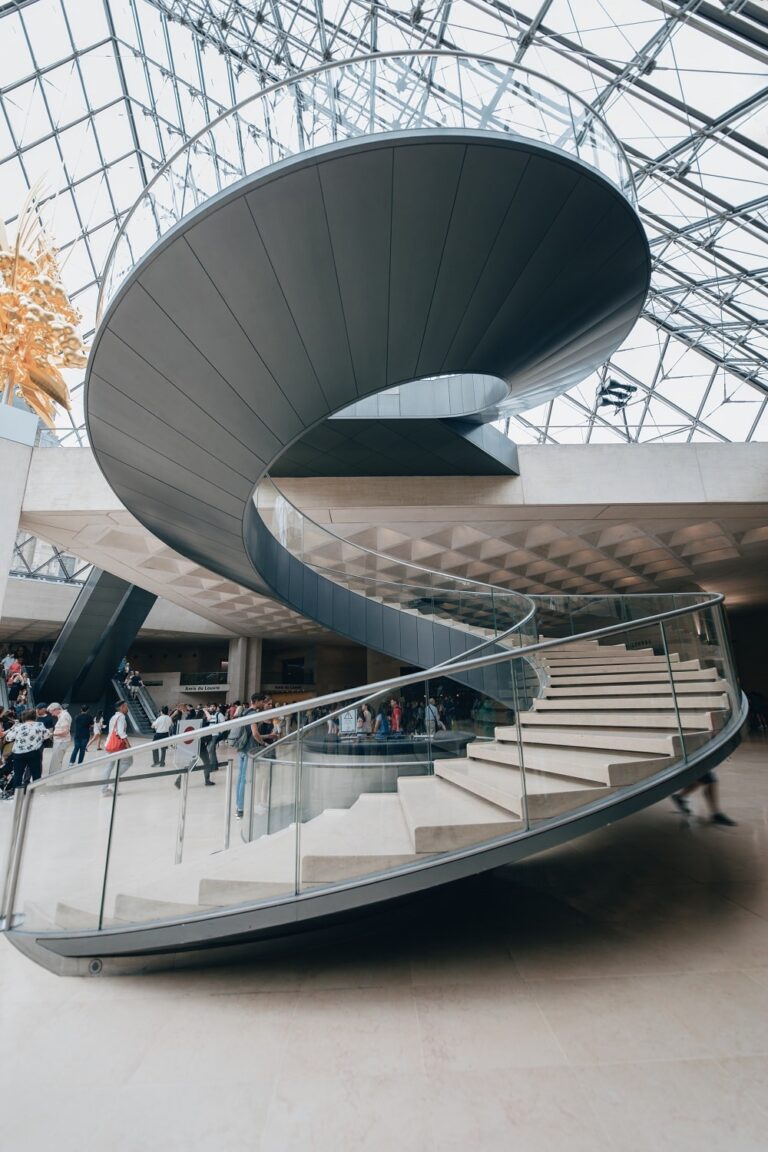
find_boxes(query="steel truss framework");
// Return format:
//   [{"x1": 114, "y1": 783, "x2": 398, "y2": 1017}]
[{"x1": 1, "y1": 1, "x2": 766, "y2": 472}]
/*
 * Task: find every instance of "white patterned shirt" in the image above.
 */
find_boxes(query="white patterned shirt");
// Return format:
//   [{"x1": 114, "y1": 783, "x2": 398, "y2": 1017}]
[{"x1": 8, "y1": 720, "x2": 46, "y2": 754}]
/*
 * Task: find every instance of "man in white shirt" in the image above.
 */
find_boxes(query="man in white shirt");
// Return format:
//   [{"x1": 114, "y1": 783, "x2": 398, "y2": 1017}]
[
  {"x1": 101, "y1": 702, "x2": 131, "y2": 796},
  {"x1": 151, "y1": 706, "x2": 174, "y2": 766},
  {"x1": 47, "y1": 702, "x2": 72, "y2": 773}
]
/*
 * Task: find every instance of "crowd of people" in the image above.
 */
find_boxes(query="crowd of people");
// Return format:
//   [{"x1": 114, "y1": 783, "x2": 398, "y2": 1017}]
[
  {"x1": 2, "y1": 650, "x2": 33, "y2": 717},
  {"x1": 0, "y1": 693, "x2": 239, "y2": 800}
]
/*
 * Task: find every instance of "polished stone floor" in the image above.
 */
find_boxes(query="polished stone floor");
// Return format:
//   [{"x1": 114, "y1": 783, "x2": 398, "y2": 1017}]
[{"x1": 2, "y1": 735, "x2": 767, "y2": 1151}]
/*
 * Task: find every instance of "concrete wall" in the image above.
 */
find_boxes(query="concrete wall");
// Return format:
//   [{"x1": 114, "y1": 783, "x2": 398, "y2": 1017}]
[
  {"x1": 261, "y1": 640, "x2": 367, "y2": 696},
  {"x1": 0, "y1": 409, "x2": 37, "y2": 624}
]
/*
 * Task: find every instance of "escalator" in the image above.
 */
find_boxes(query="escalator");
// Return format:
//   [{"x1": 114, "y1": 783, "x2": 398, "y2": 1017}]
[{"x1": 110, "y1": 678, "x2": 157, "y2": 737}]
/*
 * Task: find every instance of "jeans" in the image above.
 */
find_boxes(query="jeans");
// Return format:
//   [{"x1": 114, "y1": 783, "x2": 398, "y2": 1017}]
[
  {"x1": 236, "y1": 751, "x2": 249, "y2": 813},
  {"x1": 152, "y1": 733, "x2": 167, "y2": 766},
  {"x1": 102, "y1": 757, "x2": 130, "y2": 791},
  {"x1": 69, "y1": 735, "x2": 89, "y2": 765}
]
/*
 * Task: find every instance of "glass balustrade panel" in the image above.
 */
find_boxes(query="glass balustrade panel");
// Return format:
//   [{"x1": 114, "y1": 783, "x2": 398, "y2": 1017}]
[
  {"x1": 293, "y1": 666, "x2": 530, "y2": 894},
  {"x1": 10, "y1": 748, "x2": 129, "y2": 932},
  {"x1": 95, "y1": 722, "x2": 299, "y2": 926}
]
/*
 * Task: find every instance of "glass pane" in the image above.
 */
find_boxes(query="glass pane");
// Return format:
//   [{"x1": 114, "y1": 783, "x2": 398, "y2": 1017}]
[
  {"x1": 99, "y1": 724, "x2": 298, "y2": 925},
  {"x1": 11, "y1": 750, "x2": 126, "y2": 932}
]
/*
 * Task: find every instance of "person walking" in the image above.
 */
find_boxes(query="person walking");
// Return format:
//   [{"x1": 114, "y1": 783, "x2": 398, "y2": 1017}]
[
  {"x1": 151, "y1": 706, "x2": 174, "y2": 766},
  {"x1": 47, "y1": 703, "x2": 72, "y2": 774},
  {"x1": 672, "y1": 770, "x2": 737, "y2": 826},
  {"x1": 69, "y1": 704, "x2": 93, "y2": 766},
  {"x1": 101, "y1": 703, "x2": 132, "y2": 796},
  {"x1": 87, "y1": 714, "x2": 104, "y2": 751}
]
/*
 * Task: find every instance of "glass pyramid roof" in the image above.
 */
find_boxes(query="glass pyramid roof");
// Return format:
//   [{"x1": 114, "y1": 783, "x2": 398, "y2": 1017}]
[{"x1": 2, "y1": 0, "x2": 767, "y2": 448}]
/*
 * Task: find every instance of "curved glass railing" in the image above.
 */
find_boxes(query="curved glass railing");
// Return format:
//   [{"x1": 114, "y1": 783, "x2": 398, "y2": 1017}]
[
  {"x1": 96, "y1": 50, "x2": 635, "y2": 323},
  {"x1": 0, "y1": 592, "x2": 743, "y2": 952},
  {"x1": 255, "y1": 475, "x2": 538, "y2": 644}
]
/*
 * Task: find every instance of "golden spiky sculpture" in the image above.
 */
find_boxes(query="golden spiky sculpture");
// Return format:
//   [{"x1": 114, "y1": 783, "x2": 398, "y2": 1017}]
[{"x1": 0, "y1": 186, "x2": 88, "y2": 427}]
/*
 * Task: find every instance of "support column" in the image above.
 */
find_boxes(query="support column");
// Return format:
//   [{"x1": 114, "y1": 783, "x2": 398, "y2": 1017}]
[
  {"x1": 246, "y1": 637, "x2": 263, "y2": 698},
  {"x1": 0, "y1": 409, "x2": 37, "y2": 623},
  {"x1": 228, "y1": 636, "x2": 262, "y2": 701},
  {"x1": 227, "y1": 637, "x2": 247, "y2": 702}
]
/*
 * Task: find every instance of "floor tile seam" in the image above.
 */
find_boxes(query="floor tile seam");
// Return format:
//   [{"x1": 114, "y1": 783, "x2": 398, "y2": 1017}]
[
  {"x1": 560, "y1": 1052, "x2": 756, "y2": 1070},
  {"x1": 526, "y1": 996, "x2": 571, "y2": 1067}
]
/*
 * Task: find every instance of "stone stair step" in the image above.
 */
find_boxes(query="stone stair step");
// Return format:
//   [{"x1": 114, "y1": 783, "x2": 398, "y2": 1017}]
[
  {"x1": 533, "y1": 694, "x2": 728, "y2": 711},
  {"x1": 433, "y1": 758, "x2": 609, "y2": 820},
  {"x1": 465, "y1": 740, "x2": 669, "y2": 786},
  {"x1": 22, "y1": 901, "x2": 122, "y2": 932},
  {"x1": 397, "y1": 775, "x2": 521, "y2": 852},
  {"x1": 520, "y1": 709, "x2": 724, "y2": 730},
  {"x1": 113, "y1": 894, "x2": 205, "y2": 923},
  {"x1": 494, "y1": 725, "x2": 713, "y2": 757},
  {"x1": 300, "y1": 794, "x2": 419, "y2": 885},
  {"x1": 198, "y1": 878, "x2": 294, "y2": 907},
  {"x1": 548, "y1": 668, "x2": 719, "y2": 685},
  {"x1": 543, "y1": 680, "x2": 728, "y2": 698},
  {"x1": 543, "y1": 654, "x2": 684, "y2": 667}
]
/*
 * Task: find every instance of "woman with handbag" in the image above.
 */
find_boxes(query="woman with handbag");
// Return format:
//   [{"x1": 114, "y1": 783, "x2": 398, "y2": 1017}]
[{"x1": 101, "y1": 702, "x2": 133, "y2": 796}]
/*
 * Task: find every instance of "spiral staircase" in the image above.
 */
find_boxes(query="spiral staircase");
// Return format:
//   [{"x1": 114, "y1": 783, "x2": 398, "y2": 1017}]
[{"x1": 0, "y1": 53, "x2": 746, "y2": 974}]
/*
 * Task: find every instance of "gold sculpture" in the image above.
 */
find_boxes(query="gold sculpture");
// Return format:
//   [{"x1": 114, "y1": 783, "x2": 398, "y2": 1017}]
[{"x1": 0, "y1": 186, "x2": 88, "y2": 426}]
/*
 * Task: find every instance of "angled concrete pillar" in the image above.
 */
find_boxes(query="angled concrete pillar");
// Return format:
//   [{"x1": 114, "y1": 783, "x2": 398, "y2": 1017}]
[{"x1": 0, "y1": 408, "x2": 37, "y2": 624}]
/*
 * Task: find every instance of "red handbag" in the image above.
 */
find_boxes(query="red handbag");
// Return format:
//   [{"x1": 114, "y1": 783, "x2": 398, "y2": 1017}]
[{"x1": 104, "y1": 729, "x2": 129, "y2": 754}]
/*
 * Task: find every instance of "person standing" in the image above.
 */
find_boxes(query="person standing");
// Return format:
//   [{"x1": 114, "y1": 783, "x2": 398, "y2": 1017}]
[
  {"x1": 101, "y1": 703, "x2": 131, "y2": 796},
  {"x1": 424, "y1": 697, "x2": 441, "y2": 735},
  {"x1": 151, "y1": 706, "x2": 174, "y2": 766},
  {"x1": 69, "y1": 704, "x2": 93, "y2": 766},
  {"x1": 47, "y1": 703, "x2": 72, "y2": 773}
]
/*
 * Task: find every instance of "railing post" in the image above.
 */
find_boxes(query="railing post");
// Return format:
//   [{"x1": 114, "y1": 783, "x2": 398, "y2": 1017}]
[
  {"x1": 0, "y1": 787, "x2": 26, "y2": 926},
  {"x1": 710, "y1": 602, "x2": 739, "y2": 719},
  {"x1": 223, "y1": 756, "x2": 233, "y2": 851},
  {"x1": 510, "y1": 632, "x2": 530, "y2": 831},
  {"x1": 1, "y1": 787, "x2": 32, "y2": 931},
  {"x1": 293, "y1": 711, "x2": 304, "y2": 897},
  {"x1": 175, "y1": 765, "x2": 190, "y2": 865},
  {"x1": 660, "y1": 620, "x2": 687, "y2": 763},
  {"x1": 246, "y1": 753, "x2": 256, "y2": 843},
  {"x1": 98, "y1": 766, "x2": 121, "y2": 931}
]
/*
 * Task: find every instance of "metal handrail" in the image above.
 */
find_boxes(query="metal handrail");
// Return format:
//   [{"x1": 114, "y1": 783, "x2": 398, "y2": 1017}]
[
  {"x1": 95, "y1": 48, "x2": 635, "y2": 325},
  {"x1": 23, "y1": 591, "x2": 723, "y2": 791}
]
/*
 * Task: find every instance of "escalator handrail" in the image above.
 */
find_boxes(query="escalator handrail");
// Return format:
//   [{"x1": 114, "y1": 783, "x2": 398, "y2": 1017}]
[
  {"x1": 135, "y1": 684, "x2": 158, "y2": 723},
  {"x1": 111, "y1": 678, "x2": 152, "y2": 735}
]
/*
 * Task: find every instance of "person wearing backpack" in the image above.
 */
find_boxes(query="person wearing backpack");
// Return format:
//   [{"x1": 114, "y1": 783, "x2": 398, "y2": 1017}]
[{"x1": 233, "y1": 694, "x2": 262, "y2": 819}]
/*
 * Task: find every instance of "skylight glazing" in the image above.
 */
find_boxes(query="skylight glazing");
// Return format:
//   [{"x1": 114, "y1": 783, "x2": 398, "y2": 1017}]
[{"x1": 1, "y1": 0, "x2": 766, "y2": 449}]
